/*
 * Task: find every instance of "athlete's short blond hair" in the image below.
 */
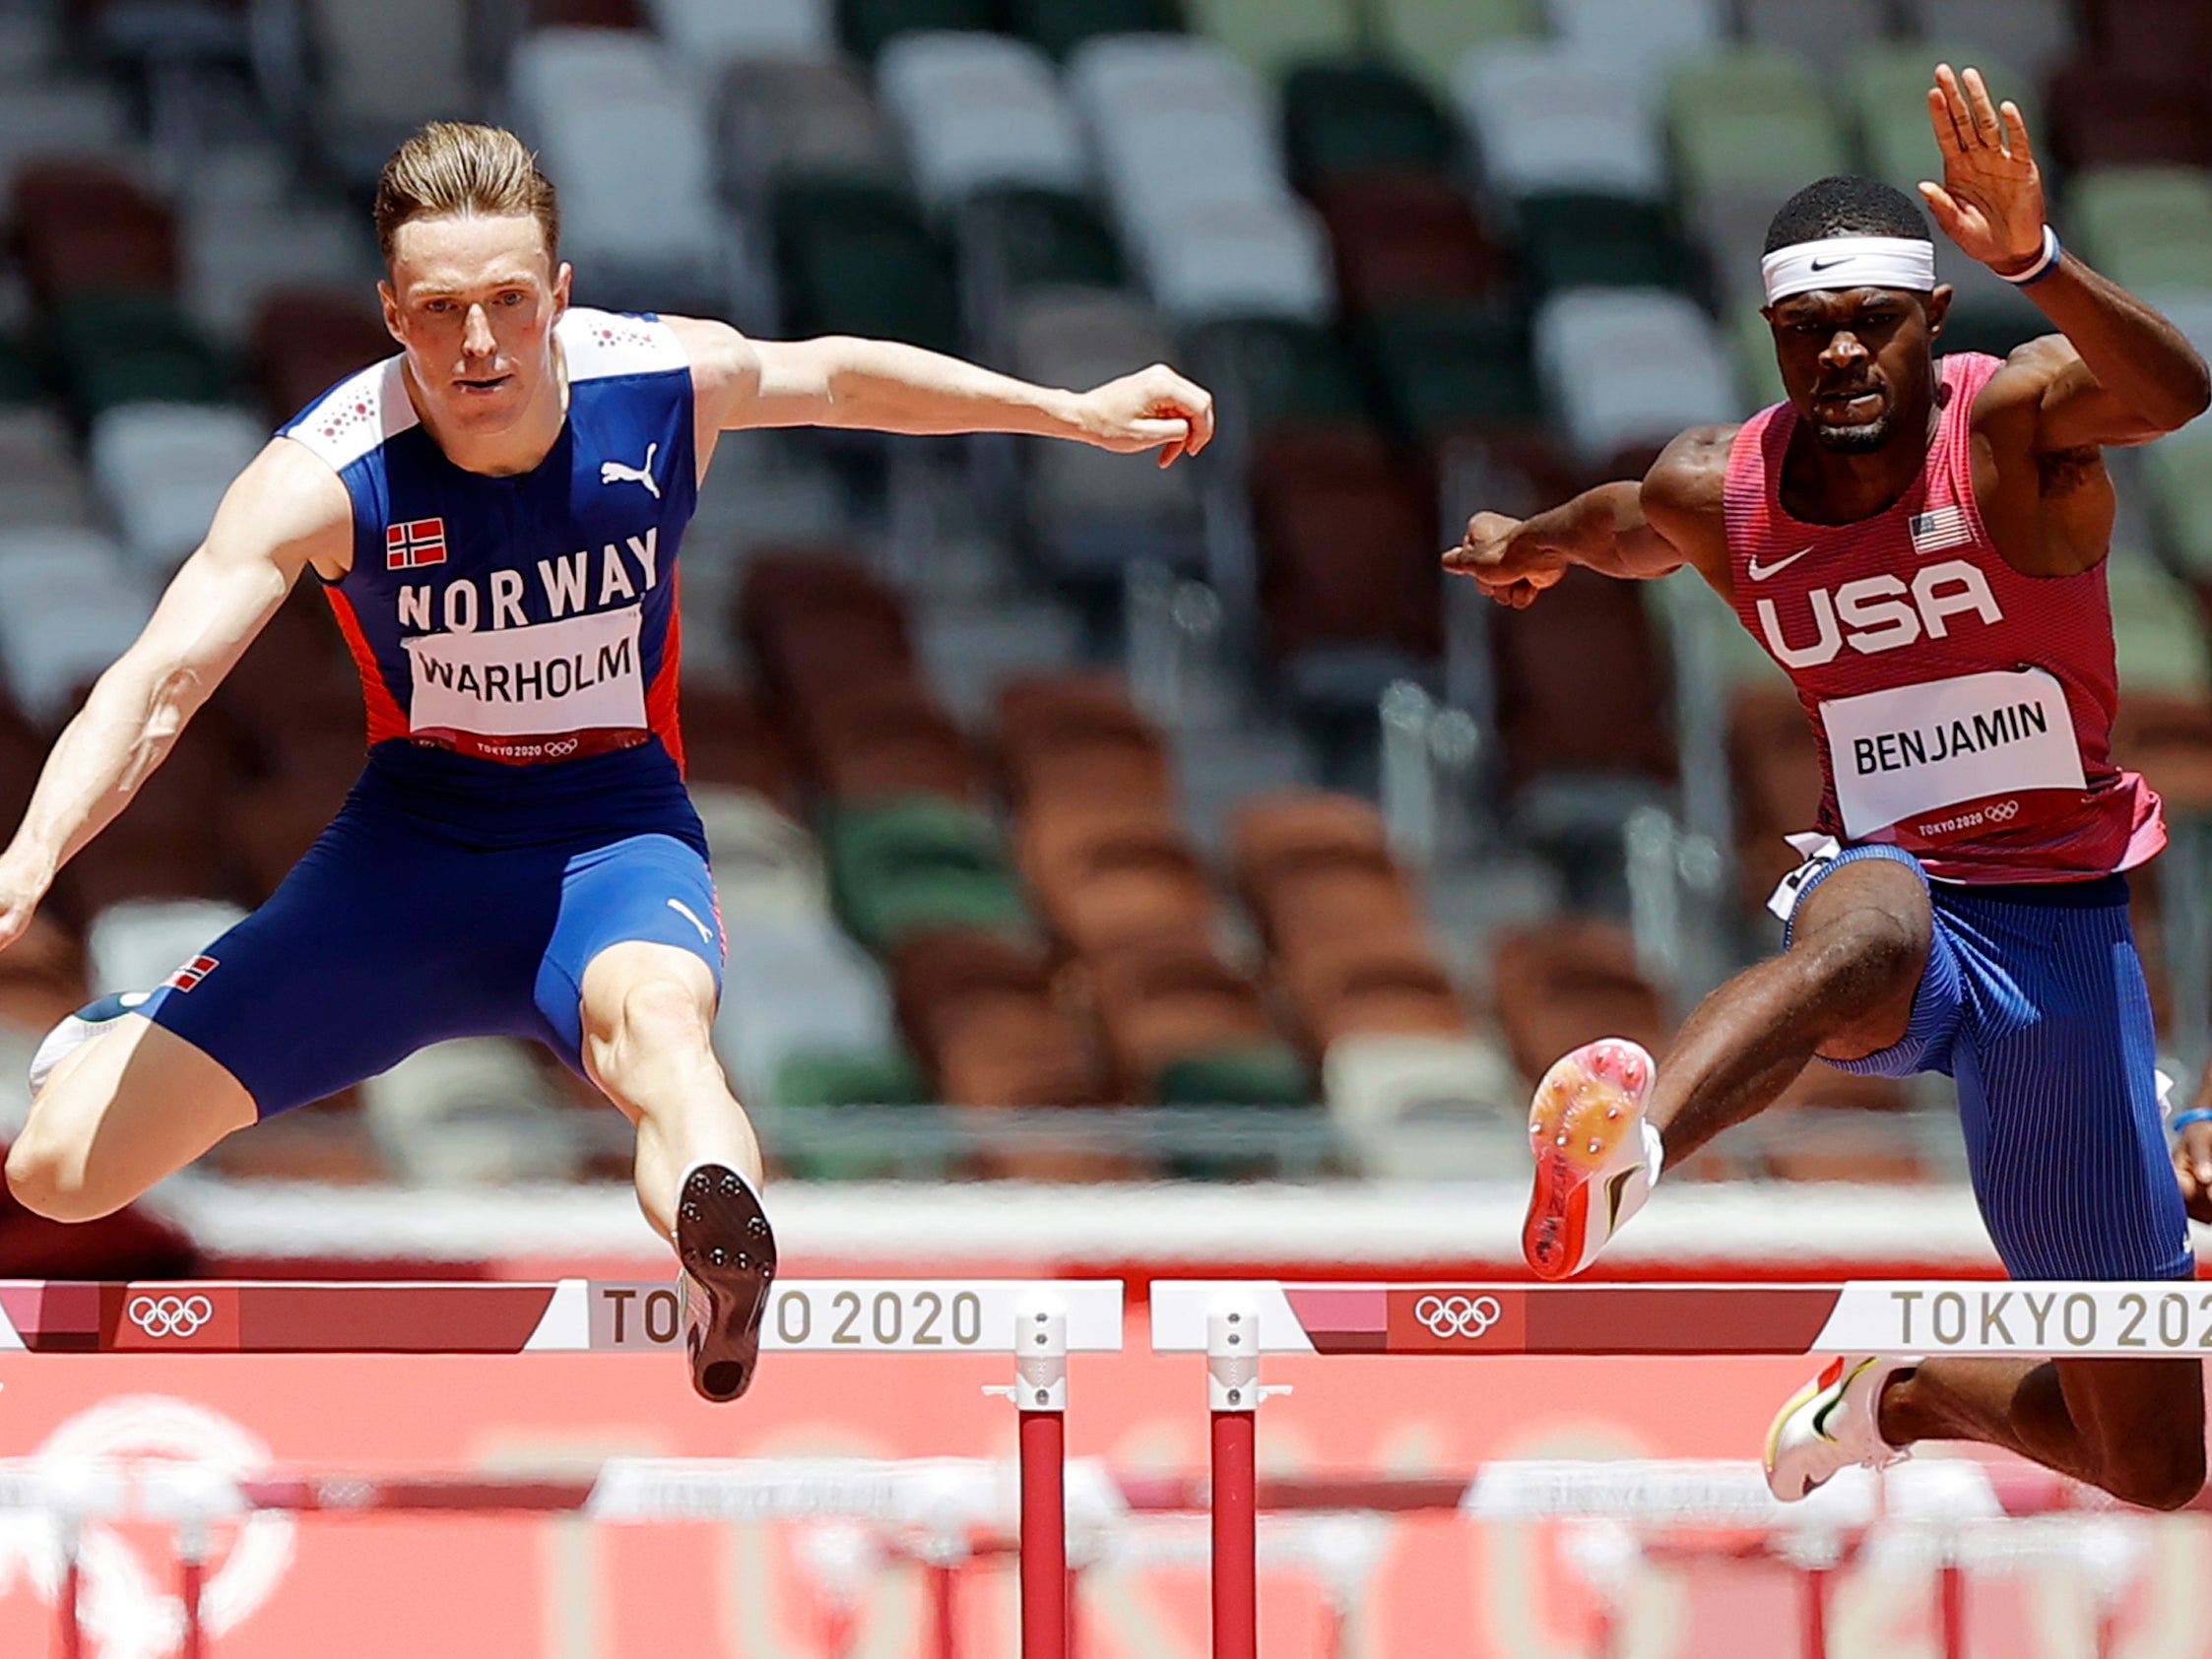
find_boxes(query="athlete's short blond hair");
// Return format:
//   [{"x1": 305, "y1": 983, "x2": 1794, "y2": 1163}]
[{"x1": 373, "y1": 122, "x2": 560, "y2": 268}]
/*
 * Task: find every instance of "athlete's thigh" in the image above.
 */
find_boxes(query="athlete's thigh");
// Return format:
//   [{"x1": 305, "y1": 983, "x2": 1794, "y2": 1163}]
[
  {"x1": 1784, "y1": 848, "x2": 1938, "y2": 1061},
  {"x1": 10, "y1": 1013, "x2": 254, "y2": 1218},
  {"x1": 534, "y1": 832, "x2": 724, "y2": 1061}
]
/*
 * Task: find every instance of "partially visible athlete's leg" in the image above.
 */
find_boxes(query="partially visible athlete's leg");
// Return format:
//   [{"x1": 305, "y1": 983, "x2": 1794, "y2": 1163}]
[
  {"x1": 1880, "y1": 1356, "x2": 2205, "y2": 1511},
  {"x1": 577, "y1": 939, "x2": 763, "y2": 1239},
  {"x1": 5, "y1": 1016, "x2": 255, "y2": 1222},
  {"x1": 1647, "y1": 852, "x2": 1930, "y2": 1160}
]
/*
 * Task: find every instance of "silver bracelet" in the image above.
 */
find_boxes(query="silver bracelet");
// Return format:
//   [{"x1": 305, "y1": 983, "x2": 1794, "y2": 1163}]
[{"x1": 1996, "y1": 224, "x2": 2062, "y2": 286}]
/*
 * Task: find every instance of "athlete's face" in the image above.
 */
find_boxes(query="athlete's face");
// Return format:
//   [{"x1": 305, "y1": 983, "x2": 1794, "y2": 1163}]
[
  {"x1": 380, "y1": 214, "x2": 572, "y2": 434},
  {"x1": 1765, "y1": 285, "x2": 1952, "y2": 454}
]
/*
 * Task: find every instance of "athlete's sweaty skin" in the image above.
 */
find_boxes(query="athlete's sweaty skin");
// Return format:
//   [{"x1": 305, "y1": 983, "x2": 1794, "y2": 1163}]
[
  {"x1": 1447, "y1": 65, "x2": 2210, "y2": 1509},
  {"x1": 0, "y1": 200, "x2": 1214, "y2": 1251}
]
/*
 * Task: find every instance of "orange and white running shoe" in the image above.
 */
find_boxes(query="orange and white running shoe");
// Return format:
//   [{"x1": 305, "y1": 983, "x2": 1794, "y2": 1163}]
[
  {"x1": 1522, "y1": 1038, "x2": 1662, "y2": 1281},
  {"x1": 1764, "y1": 1356, "x2": 1913, "y2": 1500}
]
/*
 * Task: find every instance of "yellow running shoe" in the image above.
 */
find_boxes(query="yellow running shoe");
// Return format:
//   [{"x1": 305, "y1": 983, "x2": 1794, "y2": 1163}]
[
  {"x1": 1764, "y1": 1356, "x2": 1913, "y2": 1499},
  {"x1": 1521, "y1": 1038, "x2": 1662, "y2": 1281}
]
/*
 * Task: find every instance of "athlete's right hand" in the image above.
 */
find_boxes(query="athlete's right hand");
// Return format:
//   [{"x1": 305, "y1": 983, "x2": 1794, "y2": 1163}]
[
  {"x1": 1444, "y1": 511, "x2": 1570, "y2": 608},
  {"x1": 2174, "y1": 1117, "x2": 2212, "y2": 1227},
  {"x1": 0, "y1": 859, "x2": 51, "y2": 957}
]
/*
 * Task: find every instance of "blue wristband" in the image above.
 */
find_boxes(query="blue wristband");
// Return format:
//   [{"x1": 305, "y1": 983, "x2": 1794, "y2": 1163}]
[
  {"x1": 2171, "y1": 1106, "x2": 2212, "y2": 1135},
  {"x1": 1997, "y1": 224, "x2": 2062, "y2": 287}
]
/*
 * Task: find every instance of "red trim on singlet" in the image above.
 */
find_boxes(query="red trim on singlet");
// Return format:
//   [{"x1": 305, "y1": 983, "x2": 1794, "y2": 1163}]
[
  {"x1": 646, "y1": 572, "x2": 685, "y2": 778},
  {"x1": 321, "y1": 584, "x2": 410, "y2": 748}
]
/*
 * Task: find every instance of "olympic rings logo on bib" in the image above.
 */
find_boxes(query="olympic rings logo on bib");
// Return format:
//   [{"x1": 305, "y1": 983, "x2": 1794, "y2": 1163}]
[
  {"x1": 1413, "y1": 1294, "x2": 1502, "y2": 1340},
  {"x1": 1984, "y1": 798, "x2": 2020, "y2": 822},
  {"x1": 128, "y1": 1295, "x2": 214, "y2": 1339}
]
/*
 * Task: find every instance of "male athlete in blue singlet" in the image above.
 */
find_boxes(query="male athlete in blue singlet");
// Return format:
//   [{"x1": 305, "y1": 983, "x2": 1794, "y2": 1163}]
[{"x1": 0, "y1": 123, "x2": 1214, "y2": 1402}]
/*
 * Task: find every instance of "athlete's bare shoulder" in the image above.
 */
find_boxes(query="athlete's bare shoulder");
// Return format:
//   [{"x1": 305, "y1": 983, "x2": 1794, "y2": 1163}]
[
  {"x1": 233, "y1": 436, "x2": 356, "y2": 580},
  {"x1": 1640, "y1": 422, "x2": 1740, "y2": 589},
  {"x1": 660, "y1": 315, "x2": 757, "y2": 424}
]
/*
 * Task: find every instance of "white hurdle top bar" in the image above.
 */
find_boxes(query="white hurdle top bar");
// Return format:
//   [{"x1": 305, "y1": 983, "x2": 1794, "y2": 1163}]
[
  {"x1": 1150, "y1": 1281, "x2": 2212, "y2": 1359},
  {"x1": 0, "y1": 1280, "x2": 1124, "y2": 1355}
]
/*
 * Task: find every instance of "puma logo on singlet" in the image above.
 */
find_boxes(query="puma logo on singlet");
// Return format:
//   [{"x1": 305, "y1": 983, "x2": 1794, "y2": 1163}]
[
  {"x1": 1746, "y1": 546, "x2": 1813, "y2": 581},
  {"x1": 667, "y1": 898, "x2": 715, "y2": 947},
  {"x1": 600, "y1": 444, "x2": 661, "y2": 499}
]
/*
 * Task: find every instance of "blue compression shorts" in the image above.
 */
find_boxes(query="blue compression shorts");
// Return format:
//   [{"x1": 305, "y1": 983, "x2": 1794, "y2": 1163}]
[
  {"x1": 141, "y1": 753, "x2": 725, "y2": 1117},
  {"x1": 1788, "y1": 844, "x2": 2193, "y2": 1281}
]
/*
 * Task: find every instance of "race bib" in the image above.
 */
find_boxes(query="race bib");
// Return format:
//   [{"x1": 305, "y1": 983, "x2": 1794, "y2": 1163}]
[
  {"x1": 1818, "y1": 667, "x2": 2084, "y2": 840},
  {"x1": 403, "y1": 606, "x2": 648, "y2": 763}
]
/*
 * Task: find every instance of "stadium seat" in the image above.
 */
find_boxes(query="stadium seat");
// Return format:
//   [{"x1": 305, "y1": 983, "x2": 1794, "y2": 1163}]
[
  {"x1": 1370, "y1": 0, "x2": 1536, "y2": 98},
  {"x1": 1729, "y1": 685, "x2": 1825, "y2": 911},
  {"x1": 0, "y1": 409, "x2": 97, "y2": 535},
  {"x1": 182, "y1": 194, "x2": 368, "y2": 351},
  {"x1": 1665, "y1": 49, "x2": 1852, "y2": 210},
  {"x1": 1280, "y1": 63, "x2": 1457, "y2": 193},
  {"x1": 249, "y1": 289, "x2": 391, "y2": 425},
  {"x1": 1517, "y1": 193, "x2": 1687, "y2": 297},
  {"x1": 509, "y1": 29, "x2": 727, "y2": 316},
  {"x1": 1453, "y1": 43, "x2": 1667, "y2": 203},
  {"x1": 1155, "y1": 1041, "x2": 1311, "y2": 1107},
  {"x1": 1137, "y1": 194, "x2": 1335, "y2": 326},
  {"x1": 772, "y1": 177, "x2": 963, "y2": 354},
  {"x1": 296, "y1": 0, "x2": 480, "y2": 184},
  {"x1": 825, "y1": 797, "x2": 1033, "y2": 951},
  {"x1": 1543, "y1": 0, "x2": 1723, "y2": 87},
  {"x1": 1900, "y1": 0, "x2": 2074, "y2": 79},
  {"x1": 998, "y1": 671, "x2": 1174, "y2": 805},
  {"x1": 0, "y1": 81, "x2": 131, "y2": 208},
  {"x1": 837, "y1": 0, "x2": 996, "y2": 61},
  {"x1": 1324, "y1": 1031, "x2": 1524, "y2": 1177},
  {"x1": 1312, "y1": 175, "x2": 1503, "y2": 317},
  {"x1": 0, "y1": 528, "x2": 155, "y2": 726},
  {"x1": 1007, "y1": 288, "x2": 1204, "y2": 579},
  {"x1": 1281, "y1": 935, "x2": 1467, "y2": 1053},
  {"x1": 717, "y1": 59, "x2": 905, "y2": 203},
  {"x1": 1007, "y1": 0, "x2": 1183, "y2": 60},
  {"x1": 1033, "y1": 817, "x2": 1217, "y2": 962},
  {"x1": 12, "y1": 159, "x2": 177, "y2": 304},
  {"x1": 1088, "y1": 936, "x2": 1295, "y2": 1099},
  {"x1": 877, "y1": 32, "x2": 1090, "y2": 213},
  {"x1": 2070, "y1": 167, "x2": 2212, "y2": 295},
  {"x1": 2109, "y1": 560, "x2": 2212, "y2": 700},
  {"x1": 85, "y1": 897, "x2": 246, "y2": 997},
  {"x1": 1489, "y1": 917, "x2": 1667, "y2": 1083},
  {"x1": 805, "y1": 677, "x2": 983, "y2": 805},
  {"x1": 1738, "y1": 0, "x2": 1888, "y2": 66},
  {"x1": 1184, "y1": 0, "x2": 1357, "y2": 79},
  {"x1": 52, "y1": 293, "x2": 229, "y2": 415},
  {"x1": 679, "y1": 686, "x2": 798, "y2": 807},
  {"x1": 717, "y1": 912, "x2": 904, "y2": 1088},
  {"x1": 2147, "y1": 424, "x2": 2212, "y2": 581},
  {"x1": 691, "y1": 786, "x2": 832, "y2": 920},
  {"x1": 1358, "y1": 302, "x2": 1537, "y2": 445},
  {"x1": 645, "y1": 0, "x2": 837, "y2": 83},
  {"x1": 2048, "y1": 64, "x2": 2212, "y2": 173},
  {"x1": 2079, "y1": 0, "x2": 2212, "y2": 80},
  {"x1": 1847, "y1": 44, "x2": 2037, "y2": 198},
  {"x1": 88, "y1": 403, "x2": 264, "y2": 574},
  {"x1": 360, "y1": 1039, "x2": 588, "y2": 1187},
  {"x1": 1491, "y1": 565, "x2": 1675, "y2": 794},
  {"x1": 1533, "y1": 288, "x2": 1737, "y2": 468},
  {"x1": 964, "y1": 187, "x2": 1128, "y2": 300}
]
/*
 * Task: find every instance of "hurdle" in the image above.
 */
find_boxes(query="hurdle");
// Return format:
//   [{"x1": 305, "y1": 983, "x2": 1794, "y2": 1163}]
[
  {"x1": 0, "y1": 1277, "x2": 1123, "y2": 1659},
  {"x1": 1153, "y1": 1279, "x2": 2212, "y2": 1659}
]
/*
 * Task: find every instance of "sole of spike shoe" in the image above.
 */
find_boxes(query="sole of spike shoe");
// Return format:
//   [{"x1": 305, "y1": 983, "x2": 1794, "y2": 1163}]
[
  {"x1": 676, "y1": 1164, "x2": 776, "y2": 1404},
  {"x1": 1522, "y1": 1039, "x2": 1655, "y2": 1281}
]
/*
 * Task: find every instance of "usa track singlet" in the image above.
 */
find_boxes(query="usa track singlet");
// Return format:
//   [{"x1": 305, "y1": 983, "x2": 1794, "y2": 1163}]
[
  {"x1": 283, "y1": 305, "x2": 695, "y2": 793},
  {"x1": 1723, "y1": 351, "x2": 2163, "y2": 883}
]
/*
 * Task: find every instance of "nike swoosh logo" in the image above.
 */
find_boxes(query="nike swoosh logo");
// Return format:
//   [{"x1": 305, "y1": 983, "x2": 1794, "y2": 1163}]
[
  {"x1": 1809, "y1": 257, "x2": 1847, "y2": 272},
  {"x1": 1746, "y1": 546, "x2": 1813, "y2": 581},
  {"x1": 1604, "y1": 1168, "x2": 1638, "y2": 1228}
]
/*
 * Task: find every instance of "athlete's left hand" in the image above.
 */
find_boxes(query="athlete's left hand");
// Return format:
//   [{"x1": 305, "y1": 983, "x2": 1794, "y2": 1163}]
[
  {"x1": 1075, "y1": 364, "x2": 1215, "y2": 468},
  {"x1": 1920, "y1": 63, "x2": 2049, "y2": 278},
  {"x1": 2176, "y1": 1115, "x2": 2212, "y2": 1227}
]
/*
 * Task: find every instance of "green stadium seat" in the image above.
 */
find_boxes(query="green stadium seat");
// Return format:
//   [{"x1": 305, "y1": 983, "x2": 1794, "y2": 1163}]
[
  {"x1": 1186, "y1": 0, "x2": 1357, "y2": 79},
  {"x1": 1516, "y1": 193, "x2": 1687, "y2": 295},
  {"x1": 1847, "y1": 45, "x2": 2036, "y2": 200},
  {"x1": 2148, "y1": 426, "x2": 2212, "y2": 580},
  {"x1": 837, "y1": 0, "x2": 997, "y2": 59},
  {"x1": 1280, "y1": 62, "x2": 1457, "y2": 191},
  {"x1": 2071, "y1": 167, "x2": 2212, "y2": 295},
  {"x1": 772, "y1": 179, "x2": 964, "y2": 355},
  {"x1": 1156, "y1": 1040, "x2": 1314, "y2": 1106},
  {"x1": 826, "y1": 797, "x2": 1034, "y2": 952},
  {"x1": 1666, "y1": 48, "x2": 1854, "y2": 207},
  {"x1": 979, "y1": 188, "x2": 1128, "y2": 291},
  {"x1": 52, "y1": 294, "x2": 228, "y2": 415},
  {"x1": 771, "y1": 1050, "x2": 940, "y2": 1178},
  {"x1": 1214, "y1": 318, "x2": 1376, "y2": 431},
  {"x1": 0, "y1": 339, "x2": 41, "y2": 405},
  {"x1": 2110, "y1": 560, "x2": 2212, "y2": 698},
  {"x1": 1358, "y1": 301, "x2": 1537, "y2": 443},
  {"x1": 1371, "y1": 0, "x2": 1539, "y2": 98},
  {"x1": 1008, "y1": 0, "x2": 1182, "y2": 58},
  {"x1": 1729, "y1": 306, "x2": 1788, "y2": 411}
]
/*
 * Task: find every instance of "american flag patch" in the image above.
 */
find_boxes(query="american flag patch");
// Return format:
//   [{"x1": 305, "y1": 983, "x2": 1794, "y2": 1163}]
[
  {"x1": 385, "y1": 517, "x2": 447, "y2": 570},
  {"x1": 163, "y1": 955, "x2": 219, "y2": 992},
  {"x1": 1908, "y1": 506, "x2": 1971, "y2": 554}
]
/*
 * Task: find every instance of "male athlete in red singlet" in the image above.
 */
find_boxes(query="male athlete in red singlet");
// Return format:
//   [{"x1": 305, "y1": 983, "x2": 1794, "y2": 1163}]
[{"x1": 1452, "y1": 66, "x2": 2212, "y2": 1507}]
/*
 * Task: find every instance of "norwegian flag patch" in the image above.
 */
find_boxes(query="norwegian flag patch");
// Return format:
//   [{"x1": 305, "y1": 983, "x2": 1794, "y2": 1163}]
[
  {"x1": 1908, "y1": 506, "x2": 1971, "y2": 555},
  {"x1": 385, "y1": 517, "x2": 448, "y2": 570},
  {"x1": 163, "y1": 955, "x2": 219, "y2": 992}
]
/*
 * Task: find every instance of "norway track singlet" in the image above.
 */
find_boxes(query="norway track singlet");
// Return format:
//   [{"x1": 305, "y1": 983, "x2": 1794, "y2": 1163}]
[
  {"x1": 280, "y1": 307, "x2": 698, "y2": 836},
  {"x1": 1722, "y1": 351, "x2": 2163, "y2": 883}
]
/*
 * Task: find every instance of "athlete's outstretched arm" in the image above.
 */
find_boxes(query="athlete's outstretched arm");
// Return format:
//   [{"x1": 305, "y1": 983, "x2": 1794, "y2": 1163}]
[
  {"x1": 1444, "y1": 425, "x2": 1735, "y2": 606},
  {"x1": 670, "y1": 317, "x2": 1213, "y2": 468},
  {"x1": 1923, "y1": 63, "x2": 2210, "y2": 446},
  {"x1": 0, "y1": 439, "x2": 349, "y2": 951}
]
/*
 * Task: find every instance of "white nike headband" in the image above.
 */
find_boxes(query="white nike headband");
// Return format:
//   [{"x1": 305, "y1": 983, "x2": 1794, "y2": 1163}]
[{"x1": 1761, "y1": 235, "x2": 1936, "y2": 304}]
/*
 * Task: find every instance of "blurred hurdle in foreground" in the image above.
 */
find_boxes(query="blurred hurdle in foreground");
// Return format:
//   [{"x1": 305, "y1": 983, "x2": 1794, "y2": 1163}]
[
  {"x1": 1154, "y1": 1279, "x2": 2212, "y2": 1659},
  {"x1": 0, "y1": 1278, "x2": 1123, "y2": 1659}
]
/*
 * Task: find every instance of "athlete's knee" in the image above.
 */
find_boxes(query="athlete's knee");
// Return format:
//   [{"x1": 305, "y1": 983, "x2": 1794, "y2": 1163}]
[
  {"x1": 5, "y1": 1126, "x2": 115, "y2": 1225},
  {"x1": 590, "y1": 976, "x2": 716, "y2": 1078},
  {"x1": 2097, "y1": 1437, "x2": 2204, "y2": 1512}
]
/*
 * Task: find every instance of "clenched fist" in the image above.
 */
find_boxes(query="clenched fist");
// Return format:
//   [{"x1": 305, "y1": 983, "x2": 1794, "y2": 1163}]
[
  {"x1": 1443, "y1": 510, "x2": 1570, "y2": 608},
  {"x1": 1075, "y1": 363, "x2": 1215, "y2": 468}
]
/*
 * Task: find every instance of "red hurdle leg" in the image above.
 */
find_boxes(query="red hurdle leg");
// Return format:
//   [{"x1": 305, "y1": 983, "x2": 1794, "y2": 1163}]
[
  {"x1": 56, "y1": 1519, "x2": 81, "y2": 1659},
  {"x1": 1800, "y1": 1566, "x2": 1831, "y2": 1659},
  {"x1": 1937, "y1": 1560, "x2": 1966, "y2": 1659},
  {"x1": 1211, "y1": 1409, "x2": 1257, "y2": 1659},
  {"x1": 996, "y1": 1298, "x2": 1071, "y2": 1659},
  {"x1": 928, "y1": 1563, "x2": 958, "y2": 1659}
]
